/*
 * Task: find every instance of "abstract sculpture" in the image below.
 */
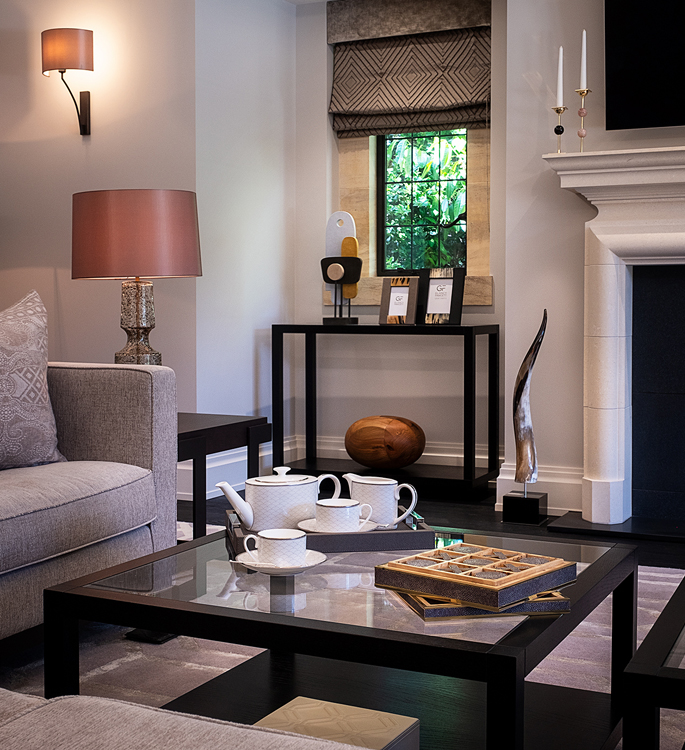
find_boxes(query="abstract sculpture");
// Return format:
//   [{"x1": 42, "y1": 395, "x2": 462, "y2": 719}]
[
  {"x1": 345, "y1": 416, "x2": 426, "y2": 470},
  {"x1": 502, "y1": 310, "x2": 548, "y2": 524},
  {"x1": 514, "y1": 309, "x2": 547, "y2": 487}
]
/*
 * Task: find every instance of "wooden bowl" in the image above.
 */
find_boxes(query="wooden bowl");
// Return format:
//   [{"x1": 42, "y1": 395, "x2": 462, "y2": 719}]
[{"x1": 345, "y1": 416, "x2": 426, "y2": 470}]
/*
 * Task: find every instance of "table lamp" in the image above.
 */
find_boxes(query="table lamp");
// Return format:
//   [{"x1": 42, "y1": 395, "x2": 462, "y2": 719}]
[{"x1": 72, "y1": 189, "x2": 202, "y2": 365}]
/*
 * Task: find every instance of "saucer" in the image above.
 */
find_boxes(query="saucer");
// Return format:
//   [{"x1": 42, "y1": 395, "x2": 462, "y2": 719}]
[
  {"x1": 297, "y1": 518, "x2": 378, "y2": 533},
  {"x1": 235, "y1": 549, "x2": 327, "y2": 576}
]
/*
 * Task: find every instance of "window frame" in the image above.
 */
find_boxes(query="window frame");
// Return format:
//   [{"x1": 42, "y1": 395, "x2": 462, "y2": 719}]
[{"x1": 376, "y1": 130, "x2": 468, "y2": 277}]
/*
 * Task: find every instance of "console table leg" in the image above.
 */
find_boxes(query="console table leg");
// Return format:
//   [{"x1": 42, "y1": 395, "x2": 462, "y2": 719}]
[
  {"x1": 305, "y1": 332, "x2": 317, "y2": 461},
  {"x1": 272, "y1": 329, "x2": 285, "y2": 466},
  {"x1": 488, "y1": 330, "x2": 500, "y2": 474},
  {"x1": 44, "y1": 591, "x2": 80, "y2": 698},
  {"x1": 463, "y1": 330, "x2": 476, "y2": 483}
]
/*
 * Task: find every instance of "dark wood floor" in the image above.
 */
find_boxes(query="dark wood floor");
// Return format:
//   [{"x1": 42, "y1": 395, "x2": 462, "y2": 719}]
[{"x1": 177, "y1": 488, "x2": 685, "y2": 570}]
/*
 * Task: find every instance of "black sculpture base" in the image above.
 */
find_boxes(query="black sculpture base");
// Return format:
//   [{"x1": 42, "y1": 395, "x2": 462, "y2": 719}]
[
  {"x1": 502, "y1": 490, "x2": 548, "y2": 525},
  {"x1": 322, "y1": 317, "x2": 358, "y2": 325}
]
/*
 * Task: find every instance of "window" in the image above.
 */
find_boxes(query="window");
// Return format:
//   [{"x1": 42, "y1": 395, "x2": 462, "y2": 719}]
[{"x1": 377, "y1": 129, "x2": 467, "y2": 275}]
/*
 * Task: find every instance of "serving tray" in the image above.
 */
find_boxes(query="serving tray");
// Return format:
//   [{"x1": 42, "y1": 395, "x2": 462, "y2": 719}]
[
  {"x1": 225, "y1": 508, "x2": 435, "y2": 555},
  {"x1": 374, "y1": 542, "x2": 577, "y2": 609}
]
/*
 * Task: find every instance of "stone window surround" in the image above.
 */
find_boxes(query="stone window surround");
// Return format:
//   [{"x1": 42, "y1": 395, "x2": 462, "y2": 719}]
[{"x1": 324, "y1": 130, "x2": 494, "y2": 307}]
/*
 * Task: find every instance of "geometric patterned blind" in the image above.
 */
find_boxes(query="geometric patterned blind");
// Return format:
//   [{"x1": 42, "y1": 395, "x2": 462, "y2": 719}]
[{"x1": 329, "y1": 27, "x2": 491, "y2": 139}]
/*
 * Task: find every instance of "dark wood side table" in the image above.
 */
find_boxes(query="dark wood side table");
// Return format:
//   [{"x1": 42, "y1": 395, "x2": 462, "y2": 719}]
[{"x1": 177, "y1": 413, "x2": 272, "y2": 539}]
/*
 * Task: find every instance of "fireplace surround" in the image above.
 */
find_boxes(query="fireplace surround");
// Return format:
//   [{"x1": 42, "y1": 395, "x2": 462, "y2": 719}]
[{"x1": 545, "y1": 146, "x2": 685, "y2": 525}]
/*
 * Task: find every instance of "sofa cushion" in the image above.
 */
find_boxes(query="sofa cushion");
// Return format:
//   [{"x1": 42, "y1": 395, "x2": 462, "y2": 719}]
[
  {"x1": 0, "y1": 461, "x2": 156, "y2": 575},
  {"x1": 0, "y1": 291, "x2": 65, "y2": 470},
  {"x1": 0, "y1": 689, "x2": 46, "y2": 725},
  {"x1": 0, "y1": 695, "x2": 360, "y2": 750}
]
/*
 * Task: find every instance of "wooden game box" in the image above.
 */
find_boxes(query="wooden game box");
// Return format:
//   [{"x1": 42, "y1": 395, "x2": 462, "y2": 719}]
[
  {"x1": 395, "y1": 590, "x2": 571, "y2": 620},
  {"x1": 374, "y1": 542, "x2": 577, "y2": 609}
]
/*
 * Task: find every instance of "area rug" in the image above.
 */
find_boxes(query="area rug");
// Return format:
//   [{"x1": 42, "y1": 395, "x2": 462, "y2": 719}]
[
  {"x1": 176, "y1": 521, "x2": 224, "y2": 542},
  {"x1": 1, "y1": 566, "x2": 683, "y2": 749}
]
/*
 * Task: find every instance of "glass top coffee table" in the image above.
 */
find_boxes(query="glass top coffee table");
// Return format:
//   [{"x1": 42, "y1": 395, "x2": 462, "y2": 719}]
[{"x1": 44, "y1": 529, "x2": 636, "y2": 750}]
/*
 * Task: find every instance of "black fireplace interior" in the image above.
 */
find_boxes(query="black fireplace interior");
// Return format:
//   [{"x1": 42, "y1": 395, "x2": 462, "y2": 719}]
[{"x1": 632, "y1": 265, "x2": 685, "y2": 520}]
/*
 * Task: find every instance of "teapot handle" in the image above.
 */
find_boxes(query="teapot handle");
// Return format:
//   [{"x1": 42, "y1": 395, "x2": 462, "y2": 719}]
[
  {"x1": 393, "y1": 484, "x2": 418, "y2": 525},
  {"x1": 317, "y1": 473, "x2": 341, "y2": 499}
]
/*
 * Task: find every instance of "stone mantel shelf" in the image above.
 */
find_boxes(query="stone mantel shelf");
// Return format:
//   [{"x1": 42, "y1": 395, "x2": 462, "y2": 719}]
[{"x1": 543, "y1": 146, "x2": 685, "y2": 203}]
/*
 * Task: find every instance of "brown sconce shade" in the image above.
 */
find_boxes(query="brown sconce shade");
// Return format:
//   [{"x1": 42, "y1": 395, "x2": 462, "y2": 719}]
[
  {"x1": 41, "y1": 28, "x2": 93, "y2": 73},
  {"x1": 72, "y1": 189, "x2": 202, "y2": 280}
]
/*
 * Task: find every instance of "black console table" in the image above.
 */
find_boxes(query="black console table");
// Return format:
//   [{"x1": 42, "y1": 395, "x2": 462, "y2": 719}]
[{"x1": 271, "y1": 323, "x2": 499, "y2": 496}]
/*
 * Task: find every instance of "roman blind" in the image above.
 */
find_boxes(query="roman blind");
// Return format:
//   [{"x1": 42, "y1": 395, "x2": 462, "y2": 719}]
[{"x1": 329, "y1": 26, "x2": 491, "y2": 138}]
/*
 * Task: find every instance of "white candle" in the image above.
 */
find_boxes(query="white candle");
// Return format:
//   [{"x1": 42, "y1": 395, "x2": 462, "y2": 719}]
[
  {"x1": 580, "y1": 29, "x2": 587, "y2": 90},
  {"x1": 556, "y1": 46, "x2": 564, "y2": 107}
]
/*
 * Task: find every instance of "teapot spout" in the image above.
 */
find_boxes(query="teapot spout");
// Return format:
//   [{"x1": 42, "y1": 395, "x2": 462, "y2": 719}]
[{"x1": 216, "y1": 481, "x2": 254, "y2": 529}]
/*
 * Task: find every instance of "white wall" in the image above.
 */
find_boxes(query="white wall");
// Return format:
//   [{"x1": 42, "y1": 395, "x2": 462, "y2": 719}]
[
  {"x1": 497, "y1": 0, "x2": 685, "y2": 513},
  {"x1": 0, "y1": 0, "x2": 197, "y2": 410},
  {"x1": 289, "y1": 2, "x2": 505, "y2": 471},
  {"x1": 191, "y1": 0, "x2": 296, "y2": 493}
]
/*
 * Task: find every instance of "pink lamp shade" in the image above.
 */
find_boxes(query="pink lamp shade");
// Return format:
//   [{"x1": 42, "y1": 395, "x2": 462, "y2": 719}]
[
  {"x1": 42, "y1": 29, "x2": 93, "y2": 74},
  {"x1": 72, "y1": 189, "x2": 202, "y2": 280}
]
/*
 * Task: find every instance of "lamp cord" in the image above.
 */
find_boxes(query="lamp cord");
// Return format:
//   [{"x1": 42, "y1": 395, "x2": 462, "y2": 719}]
[{"x1": 59, "y1": 71, "x2": 81, "y2": 121}]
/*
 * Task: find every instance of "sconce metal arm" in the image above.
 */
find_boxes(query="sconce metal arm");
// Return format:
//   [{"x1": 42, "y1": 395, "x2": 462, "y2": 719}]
[{"x1": 59, "y1": 70, "x2": 90, "y2": 136}]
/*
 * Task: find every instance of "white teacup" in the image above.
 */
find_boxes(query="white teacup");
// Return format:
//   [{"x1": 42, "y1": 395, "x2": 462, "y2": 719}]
[
  {"x1": 343, "y1": 474, "x2": 418, "y2": 527},
  {"x1": 243, "y1": 528, "x2": 307, "y2": 567},
  {"x1": 315, "y1": 498, "x2": 373, "y2": 532}
]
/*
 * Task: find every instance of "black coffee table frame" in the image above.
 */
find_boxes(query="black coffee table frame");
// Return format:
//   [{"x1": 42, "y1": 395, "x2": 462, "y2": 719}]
[
  {"x1": 623, "y1": 574, "x2": 685, "y2": 749},
  {"x1": 43, "y1": 531, "x2": 636, "y2": 750}
]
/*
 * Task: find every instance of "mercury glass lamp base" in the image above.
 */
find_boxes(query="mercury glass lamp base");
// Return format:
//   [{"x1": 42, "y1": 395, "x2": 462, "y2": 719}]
[
  {"x1": 115, "y1": 343, "x2": 162, "y2": 366},
  {"x1": 115, "y1": 279, "x2": 162, "y2": 365}
]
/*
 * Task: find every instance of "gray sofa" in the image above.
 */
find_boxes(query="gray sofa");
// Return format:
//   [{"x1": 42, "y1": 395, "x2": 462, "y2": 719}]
[
  {"x1": 0, "y1": 689, "x2": 358, "y2": 749},
  {"x1": 0, "y1": 363, "x2": 177, "y2": 641}
]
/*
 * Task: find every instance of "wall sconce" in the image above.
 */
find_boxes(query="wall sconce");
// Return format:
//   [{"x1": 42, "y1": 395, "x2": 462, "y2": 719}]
[{"x1": 41, "y1": 28, "x2": 93, "y2": 136}]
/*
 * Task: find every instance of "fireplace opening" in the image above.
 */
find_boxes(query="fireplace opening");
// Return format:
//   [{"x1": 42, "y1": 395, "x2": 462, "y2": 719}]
[{"x1": 632, "y1": 265, "x2": 685, "y2": 521}]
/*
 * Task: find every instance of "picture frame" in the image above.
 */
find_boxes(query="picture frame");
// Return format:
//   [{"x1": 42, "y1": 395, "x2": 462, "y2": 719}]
[
  {"x1": 379, "y1": 276, "x2": 419, "y2": 325},
  {"x1": 416, "y1": 267, "x2": 466, "y2": 325}
]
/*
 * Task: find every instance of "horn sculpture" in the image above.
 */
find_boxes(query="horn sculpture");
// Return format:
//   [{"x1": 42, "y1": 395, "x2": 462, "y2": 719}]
[{"x1": 513, "y1": 310, "x2": 547, "y2": 491}]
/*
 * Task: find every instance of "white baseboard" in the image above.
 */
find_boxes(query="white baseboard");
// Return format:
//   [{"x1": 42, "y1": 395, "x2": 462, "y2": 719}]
[
  {"x1": 315, "y1": 435, "x2": 497, "y2": 467},
  {"x1": 496, "y1": 462, "x2": 583, "y2": 515},
  {"x1": 177, "y1": 434, "x2": 506, "y2": 501}
]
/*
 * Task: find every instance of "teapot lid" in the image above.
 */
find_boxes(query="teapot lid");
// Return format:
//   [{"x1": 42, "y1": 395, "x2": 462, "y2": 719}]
[{"x1": 250, "y1": 466, "x2": 313, "y2": 485}]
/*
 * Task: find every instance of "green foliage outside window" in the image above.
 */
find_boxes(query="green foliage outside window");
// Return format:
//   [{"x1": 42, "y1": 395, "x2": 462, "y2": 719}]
[{"x1": 380, "y1": 129, "x2": 467, "y2": 273}]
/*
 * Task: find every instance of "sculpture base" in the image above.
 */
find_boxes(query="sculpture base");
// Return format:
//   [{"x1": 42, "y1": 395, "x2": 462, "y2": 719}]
[
  {"x1": 323, "y1": 317, "x2": 358, "y2": 325},
  {"x1": 502, "y1": 491, "x2": 548, "y2": 525}
]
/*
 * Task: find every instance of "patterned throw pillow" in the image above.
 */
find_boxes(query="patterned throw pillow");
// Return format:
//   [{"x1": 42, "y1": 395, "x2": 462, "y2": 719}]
[{"x1": 0, "y1": 291, "x2": 65, "y2": 469}]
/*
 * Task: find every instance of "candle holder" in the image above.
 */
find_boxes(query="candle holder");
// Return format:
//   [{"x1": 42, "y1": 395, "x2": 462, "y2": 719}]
[
  {"x1": 551, "y1": 106, "x2": 568, "y2": 153},
  {"x1": 575, "y1": 89, "x2": 591, "y2": 152}
]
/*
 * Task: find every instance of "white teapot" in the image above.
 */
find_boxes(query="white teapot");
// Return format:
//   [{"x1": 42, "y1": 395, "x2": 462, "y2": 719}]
[{"x1": 216, "y1": 466, "x2": 341, "y2": 531}]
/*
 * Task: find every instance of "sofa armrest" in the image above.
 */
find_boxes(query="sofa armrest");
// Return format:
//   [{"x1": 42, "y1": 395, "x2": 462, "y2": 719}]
[{"x1": 47, "y1": 363, "x2": 177, "y2": 551}]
